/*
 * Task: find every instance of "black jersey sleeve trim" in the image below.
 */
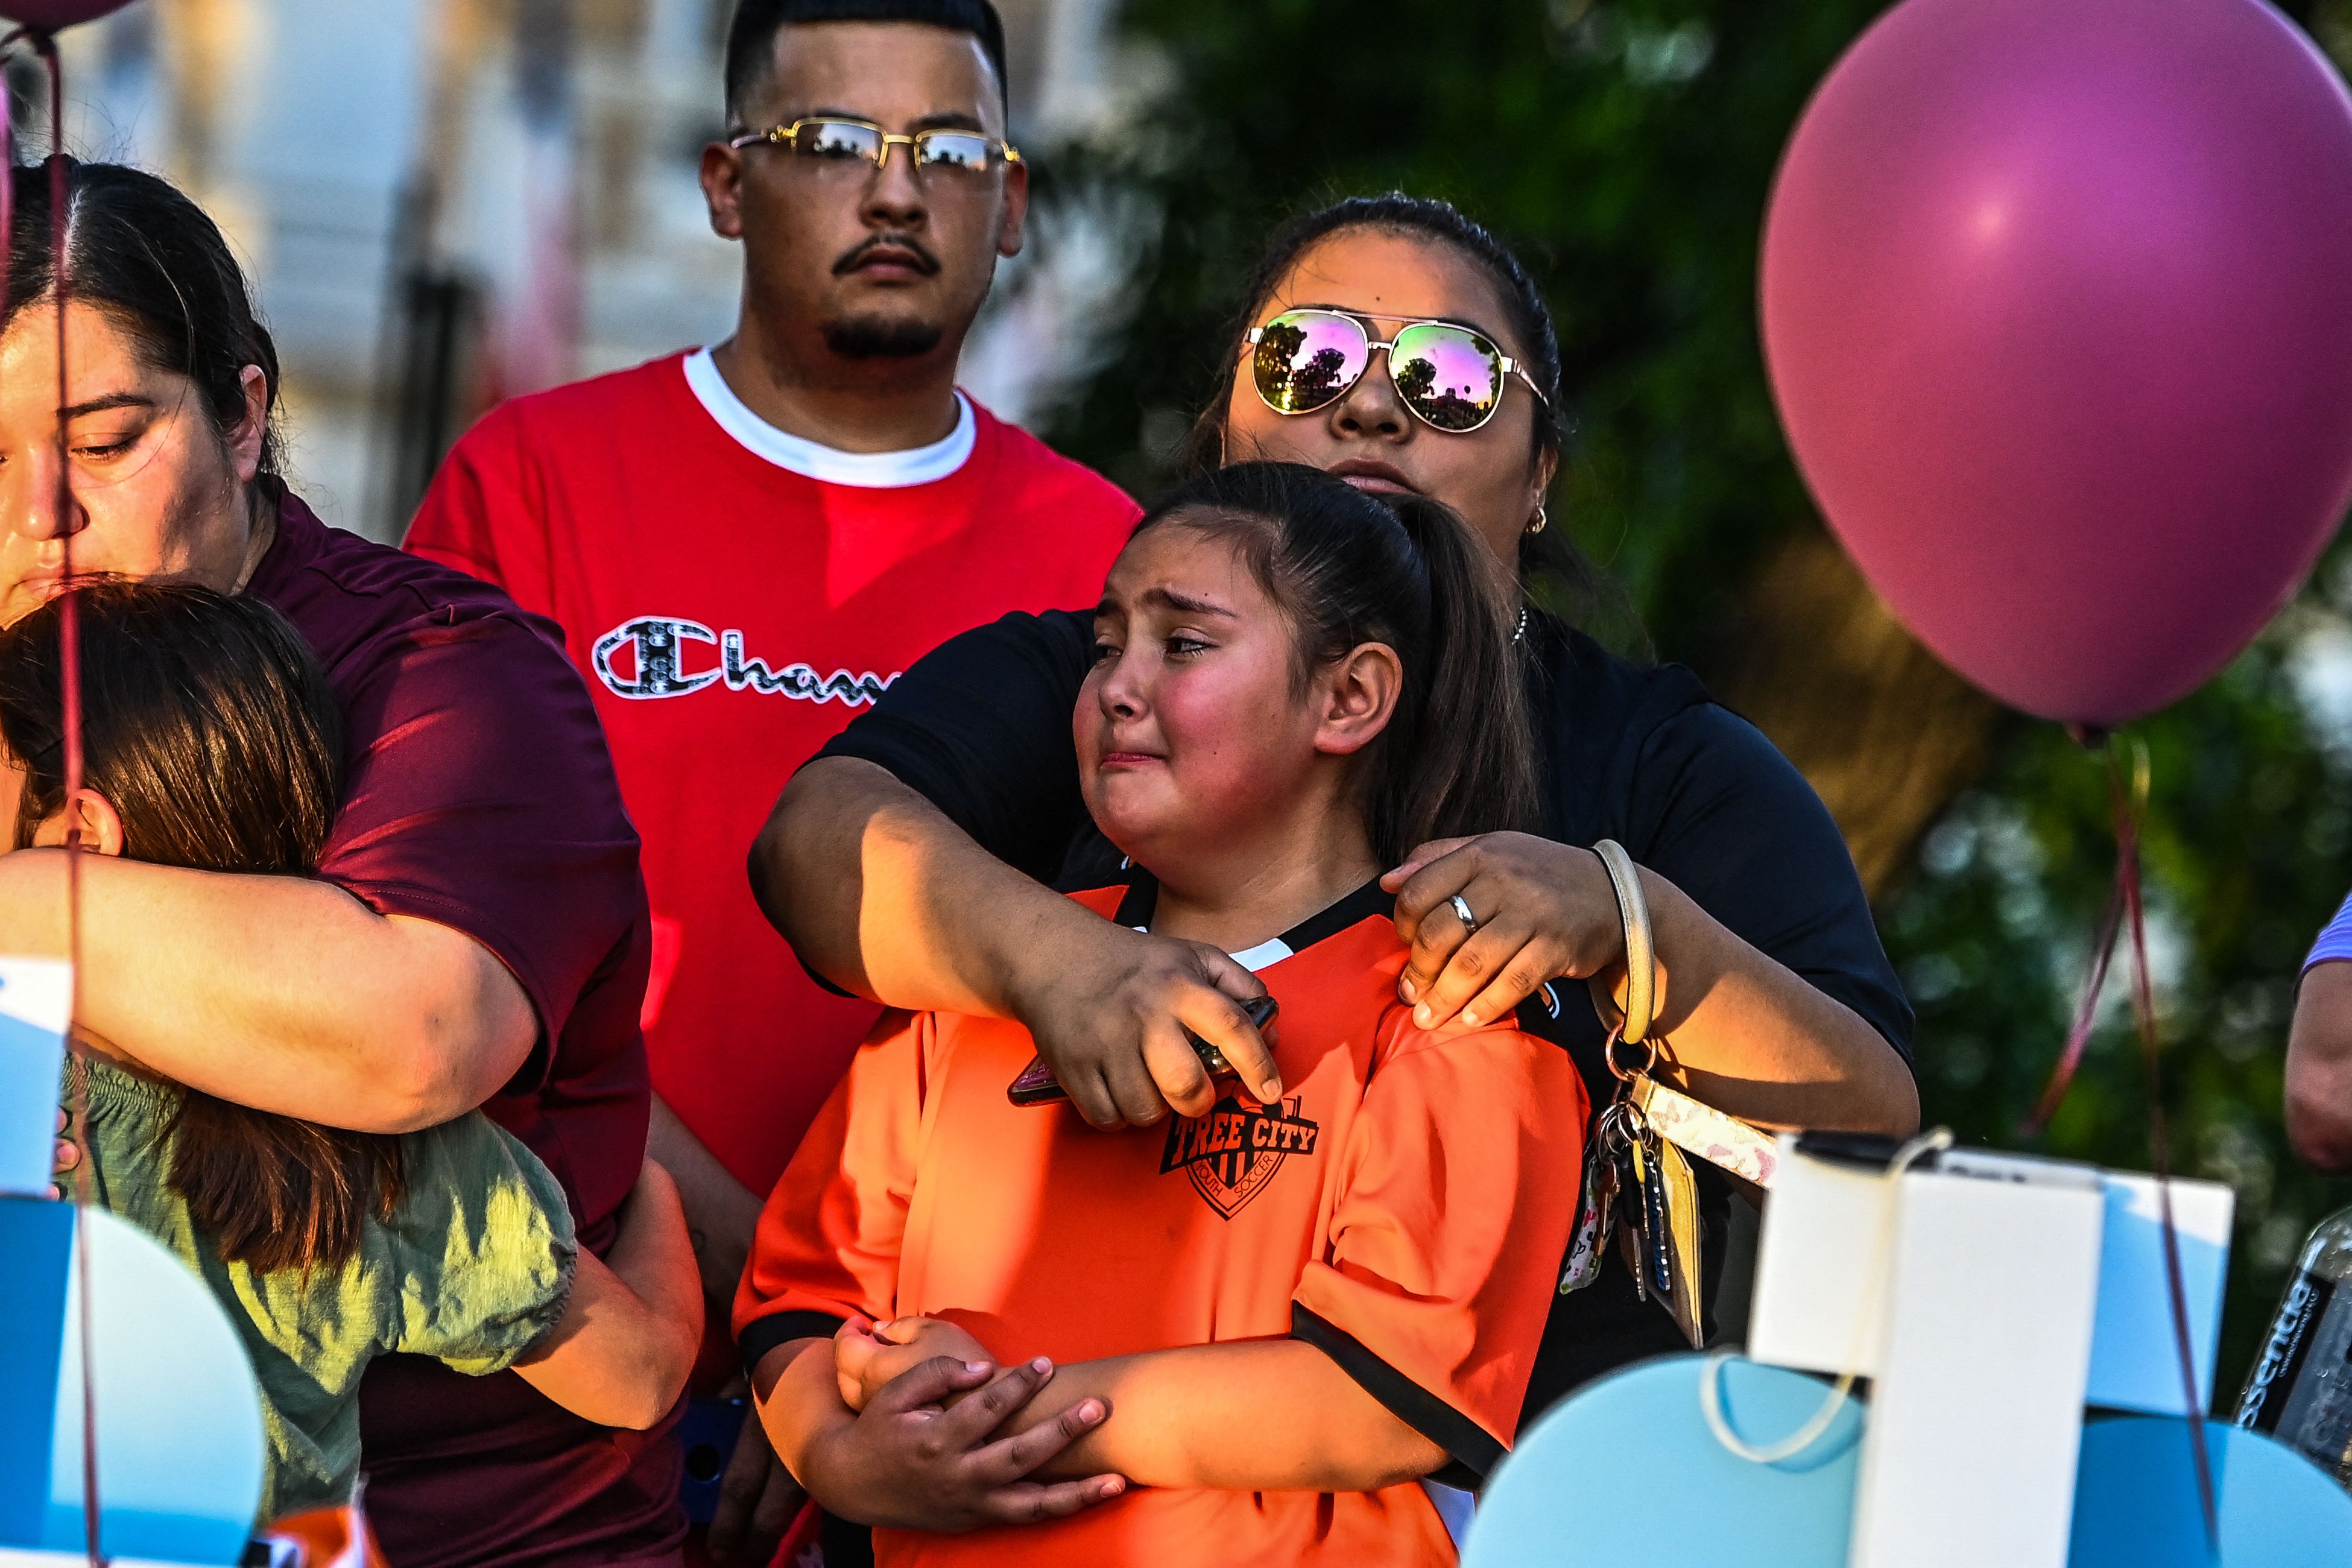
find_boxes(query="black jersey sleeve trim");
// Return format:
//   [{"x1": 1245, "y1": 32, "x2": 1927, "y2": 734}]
[
  {"x1": 1292, "y1": 1302, "x2": 1502, "y2": 1490},
  {"x1": 739, "y1": 1309, "x2": 849, "y2": 1377},
  {"x1": 799, "y1": 963, "x2": 858, "y2": 1000}
]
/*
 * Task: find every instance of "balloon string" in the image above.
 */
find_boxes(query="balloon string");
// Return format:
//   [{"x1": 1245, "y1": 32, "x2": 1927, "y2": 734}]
[
  {"x1": 2031, "y1": 733, "x2": 2215, "y2": 1552},
  {"x1": 2021, "y1": 861, "x2": 2125, "y2": 1136},
  {"x1": 24, "y1": 31, "x2": 102, "y2": 1566},
  {"x1": 2111, "y1": 761, "x2": 2219, "y2": 1554},
  {"x1": 2023, "y1": 732, "x2": 2145, "y2": 1134}
]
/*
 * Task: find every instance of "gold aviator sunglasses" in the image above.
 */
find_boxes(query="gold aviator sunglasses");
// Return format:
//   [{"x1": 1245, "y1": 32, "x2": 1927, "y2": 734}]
[
  {"x1": 1247, "y1": 308, "x2": 1549, "y2": 434},
  {"x1": 727, "y1": 117, "x2": 1023, "y2": 179}
]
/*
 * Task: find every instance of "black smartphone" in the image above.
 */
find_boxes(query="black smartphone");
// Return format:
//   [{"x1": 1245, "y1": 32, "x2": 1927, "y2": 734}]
[{"x1": 1007, "y1": 993, "x2": 1280, "y2": 1107}]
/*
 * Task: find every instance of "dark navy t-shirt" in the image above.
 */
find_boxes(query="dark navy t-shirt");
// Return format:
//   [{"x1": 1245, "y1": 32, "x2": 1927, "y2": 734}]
[
  {"x1": 247, "y1": 486, "x2": 677, "y2": 1565},
  {"x1": 814, "y1": 604, "x2": 1914, "y2": 1421}
]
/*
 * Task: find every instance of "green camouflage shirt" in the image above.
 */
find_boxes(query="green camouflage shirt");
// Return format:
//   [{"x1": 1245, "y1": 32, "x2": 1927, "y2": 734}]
[{"x1": 70, "y1": 1057, "x2": 577, "y2": 1521}]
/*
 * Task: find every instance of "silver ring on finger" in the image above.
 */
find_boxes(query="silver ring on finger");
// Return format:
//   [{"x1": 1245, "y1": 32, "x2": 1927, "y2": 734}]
[{"x1": 1449, "y1": 893, "x2": 1482, "y2": 936}]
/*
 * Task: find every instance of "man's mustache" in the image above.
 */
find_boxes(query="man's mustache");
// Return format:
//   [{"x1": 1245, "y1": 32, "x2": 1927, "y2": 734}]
[{"x1": 833, "y1": 233, "x2": 941, "y2": 277}]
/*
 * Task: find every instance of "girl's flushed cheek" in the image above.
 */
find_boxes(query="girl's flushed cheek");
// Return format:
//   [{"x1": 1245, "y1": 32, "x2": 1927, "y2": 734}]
[
  {"x1": 1080, "y1": 520, "x2": 1323, "y2": 856},
  {"x1": 1150, "y1": 674, "x2": 1313, "y2": 828}
]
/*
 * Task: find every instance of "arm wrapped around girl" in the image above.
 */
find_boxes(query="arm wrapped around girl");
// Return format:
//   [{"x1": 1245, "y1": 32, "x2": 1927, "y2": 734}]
[{"x1": 738, "y1": 463, "x2": 1589, "y2": 1568}]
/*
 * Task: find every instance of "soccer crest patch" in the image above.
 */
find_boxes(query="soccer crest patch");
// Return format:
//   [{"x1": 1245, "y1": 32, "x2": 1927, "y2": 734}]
[{"x1": 1161, "y1": 1093, "x2": 1320, "y2": 1219}]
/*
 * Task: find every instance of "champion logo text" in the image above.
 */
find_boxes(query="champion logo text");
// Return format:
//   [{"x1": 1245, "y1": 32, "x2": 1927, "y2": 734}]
[{"x1": 590, "y1": 616, "x2": 896, "y2": 706}]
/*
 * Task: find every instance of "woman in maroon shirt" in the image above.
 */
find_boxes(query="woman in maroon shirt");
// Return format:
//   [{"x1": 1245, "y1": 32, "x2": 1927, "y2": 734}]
[{"x1": 0, "y1": 160, "x2": 680, "y2": 1565}]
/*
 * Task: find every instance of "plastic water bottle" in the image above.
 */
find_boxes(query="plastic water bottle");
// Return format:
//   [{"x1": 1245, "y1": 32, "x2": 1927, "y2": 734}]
[{"x1": 2236, "y1": 1206, "x2": 2352, "y2": 1488}]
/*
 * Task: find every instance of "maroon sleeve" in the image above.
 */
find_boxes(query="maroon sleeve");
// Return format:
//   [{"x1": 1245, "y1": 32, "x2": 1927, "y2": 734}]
[
  {"x1": 317, "y1": 599, "x2": 643, "y2": 1095},
  {"x1": 403, "y1": 402, "x2": 557, "y2": 616}
]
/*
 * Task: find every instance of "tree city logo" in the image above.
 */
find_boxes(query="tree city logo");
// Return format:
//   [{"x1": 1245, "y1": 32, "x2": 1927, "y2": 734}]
[
  {"x1": 590, "y1": 616, "x2": 895, "y2": 706},
  {"x1": 1160, "y1": 1093, "x2": 1320, "y2": 1219}
]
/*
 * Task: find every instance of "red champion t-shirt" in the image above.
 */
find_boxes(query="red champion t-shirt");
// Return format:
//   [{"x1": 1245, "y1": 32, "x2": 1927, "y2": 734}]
[
  {"x1": 245, "y1": 488, "x2": 672, "y2": 1566},
  {"x1": 406, "y1": 351, "x2": 1137, "y2": 1197}
]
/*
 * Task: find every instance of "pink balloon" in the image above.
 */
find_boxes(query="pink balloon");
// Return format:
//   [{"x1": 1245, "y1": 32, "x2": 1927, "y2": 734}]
[
  {"x1": 0, "y1": 0, "x2": 136, "y2": 31},
  {"x1": 1762, "y1": 0, "x2": 2352, "y2": 727}
]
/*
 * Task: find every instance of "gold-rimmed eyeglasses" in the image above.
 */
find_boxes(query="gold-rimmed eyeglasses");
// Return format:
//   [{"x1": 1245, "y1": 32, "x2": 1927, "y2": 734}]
[{"x1": 726, "y1": 117, "x2": 1023, "y2": 180}]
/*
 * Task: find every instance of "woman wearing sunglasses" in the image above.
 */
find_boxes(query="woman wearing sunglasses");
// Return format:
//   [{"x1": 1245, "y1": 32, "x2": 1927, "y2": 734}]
[{"x1": 751, "y1": 193, "x2": 1918, "y2": 1438}]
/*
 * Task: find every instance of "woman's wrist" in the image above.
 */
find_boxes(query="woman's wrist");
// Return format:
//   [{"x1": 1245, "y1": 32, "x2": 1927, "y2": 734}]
[
  {"x1": 1578, "y1": 843, "x2": 1633, "y2": 968},
  {"x1": 991, "y1": 890, "x2": 1107, "y2": 1025},
  {"x1": 1560, "y1": 842, "x2": 1633, "y2": 1023},
  {"x1": 1601, "y1": 861, "x2": 1695, "y2": 1038}
]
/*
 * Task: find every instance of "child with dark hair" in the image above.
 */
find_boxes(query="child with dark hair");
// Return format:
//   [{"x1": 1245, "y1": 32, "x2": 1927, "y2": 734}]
[
  {"x1": 0, "y1": 582, "x2": 702, "y2": 1523},
  {"x1": 736, "y1": 463, "x2": 1589, "y2": 1566}
]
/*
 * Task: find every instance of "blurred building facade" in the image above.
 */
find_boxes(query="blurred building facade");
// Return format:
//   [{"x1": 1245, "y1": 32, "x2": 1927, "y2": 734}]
[{"x1": 42, "y1": 0, "x2": 1139, "y2": 540}]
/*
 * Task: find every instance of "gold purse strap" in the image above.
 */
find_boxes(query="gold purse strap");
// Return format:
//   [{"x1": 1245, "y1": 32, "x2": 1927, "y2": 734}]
[{"x1": 1592, "y1": 838, "x2": 1655, "y2": 1044}]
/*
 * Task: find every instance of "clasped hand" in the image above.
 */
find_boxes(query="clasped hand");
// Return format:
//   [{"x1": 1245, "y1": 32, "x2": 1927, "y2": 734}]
[
  {"x1": 834, "y1": 1314, "x2": 994, "y2": 1411},
  {"x1": 791, "y1": 1316, "x2": 1122, "y2": 1532}
]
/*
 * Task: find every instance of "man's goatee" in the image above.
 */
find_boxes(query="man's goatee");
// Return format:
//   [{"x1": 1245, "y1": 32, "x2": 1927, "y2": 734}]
[{"x1": 824, "y1": 317, "x2": 945, "y2": 359}]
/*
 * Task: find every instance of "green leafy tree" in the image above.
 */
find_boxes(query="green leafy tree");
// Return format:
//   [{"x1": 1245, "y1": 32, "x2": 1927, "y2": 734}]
[{"x1": 1035, "y1": 0, "x2": 2352, "y2": 1392}]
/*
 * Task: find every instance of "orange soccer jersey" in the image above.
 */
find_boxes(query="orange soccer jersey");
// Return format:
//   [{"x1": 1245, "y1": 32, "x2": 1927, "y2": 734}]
[{"x1": 736, "y1": 879, "x2": 1590, "y2": 1567}]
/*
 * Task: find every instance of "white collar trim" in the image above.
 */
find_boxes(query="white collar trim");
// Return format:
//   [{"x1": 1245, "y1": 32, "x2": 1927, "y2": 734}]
[
  {"x1": 1227, "y1": 937, "x2": 1296, "y2": 973},
  {"x1": 683, "y1": 346, "x2": 976, "y2": 487},
  {"x1": 1129, "y1": 922, "x2": 1294, "y2": 975}
]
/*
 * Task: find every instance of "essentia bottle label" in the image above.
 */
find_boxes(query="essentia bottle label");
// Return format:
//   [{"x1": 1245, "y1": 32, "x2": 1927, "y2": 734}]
[{"x1": 2237, "y1": 1271, "x2": 2333, "y2": 1434}]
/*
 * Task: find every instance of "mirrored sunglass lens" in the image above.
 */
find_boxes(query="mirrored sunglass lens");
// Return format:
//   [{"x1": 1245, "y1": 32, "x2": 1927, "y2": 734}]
[
  {"x1": 799, "y1": 121, "x2": 883, "y2": 160},
  {"x1": 916, "y1": 133, "x2": 993, "y2": 170},
  {"x1": 1253, "y1": 313, "x2": 1370, "y2": 414},
  {"x1": 1389, "y1": 324, "x2": 1503, "y2": 431}
]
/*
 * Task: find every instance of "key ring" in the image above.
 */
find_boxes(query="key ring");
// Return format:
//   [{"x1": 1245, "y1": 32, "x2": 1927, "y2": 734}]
[
  {"x1": 1597, "y1": 1105, "x2": 1634, "y2": 1156},
  {"x1": 1603, "y1": 1023, "x2": 1658, "y2": 1084}
]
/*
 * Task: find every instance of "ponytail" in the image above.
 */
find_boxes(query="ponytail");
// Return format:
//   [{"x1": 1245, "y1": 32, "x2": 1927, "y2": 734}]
[
  {"x1": 1132, "y1": 462, "x2": 1538, "y2": 862},
  {"x1": 1380, "y1": 493, "x2": 1541, "y2": 853}
]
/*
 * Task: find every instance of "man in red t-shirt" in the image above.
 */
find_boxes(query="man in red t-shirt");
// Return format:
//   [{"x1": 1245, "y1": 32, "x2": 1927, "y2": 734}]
[{"x1": 406, "y1": 1, "x2": 1134, "y2": 1552}]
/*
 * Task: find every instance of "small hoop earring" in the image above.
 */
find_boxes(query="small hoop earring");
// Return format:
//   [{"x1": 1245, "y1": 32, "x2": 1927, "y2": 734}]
[{"x1": 1526, "y1": 504, "x2": 1548, "y2": 535}]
